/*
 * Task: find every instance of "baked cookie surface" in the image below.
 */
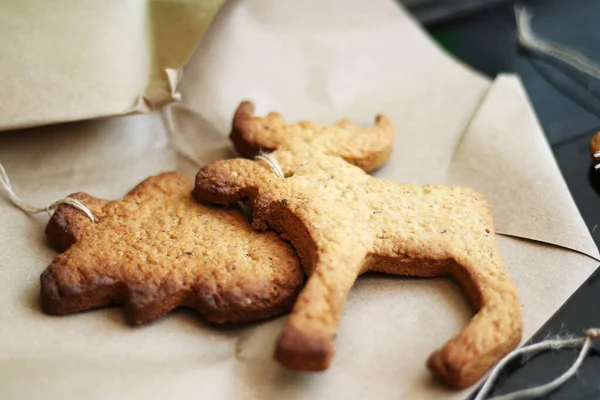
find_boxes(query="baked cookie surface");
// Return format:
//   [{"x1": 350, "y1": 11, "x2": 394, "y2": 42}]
[
  {"x1": 195, "y1": 149, "x2": 522, "y2": 389},
  {"x1": 230, "y1": 101, "x2": 394, "y2": 172},
  {"x1": 42, "y1": 172, "x2": 304, "y2": 324}
]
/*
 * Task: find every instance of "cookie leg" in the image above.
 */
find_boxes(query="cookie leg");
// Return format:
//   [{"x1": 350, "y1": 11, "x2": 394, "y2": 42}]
[
  {"x1": 426, "y1": 254, "x2": 522, "y2": 389},
  {"x1": 275, "y1": 249, "x2": 366, "y2": 371},
  {"x1": 41, "y1": 257, "x2": 125, "y2": 315},
  {"x1": 42, "y1": 255, "x2": 185, "y2": 325}
]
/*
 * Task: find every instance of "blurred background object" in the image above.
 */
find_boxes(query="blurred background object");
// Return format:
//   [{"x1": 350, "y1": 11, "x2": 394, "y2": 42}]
[
  {"x1": 419, "y1": 0, "x2": 600, "y2": 145},
  {"x1": 421, "y1": 0, "x2": 600, "y2": 247},
  {"x1": 401, "y1": 0, "x2": 513, "y2": 24},
  {"x1": 405, "y1": 1, "x2": 600, "y2": 398}
]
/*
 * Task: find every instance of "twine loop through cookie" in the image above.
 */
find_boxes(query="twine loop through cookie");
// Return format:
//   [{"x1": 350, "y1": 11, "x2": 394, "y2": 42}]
[
  {"x1": 475, "y1": 328, "x2": 600, "y2": 400},
  {"x1": 0, "y1": 163, "x2": 95, "y2": 222},
  {"x1": 255, "y1": 152, "x2": 285, "y2": 178}
]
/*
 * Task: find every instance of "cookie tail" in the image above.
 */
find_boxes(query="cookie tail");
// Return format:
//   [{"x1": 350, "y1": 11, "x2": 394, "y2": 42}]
[
  {"x1": 426, "y1": 257, "x2": 522, "y2": 389},
  {"x1": 274, "y1": 249, "x2": 366, "y2": 371}
]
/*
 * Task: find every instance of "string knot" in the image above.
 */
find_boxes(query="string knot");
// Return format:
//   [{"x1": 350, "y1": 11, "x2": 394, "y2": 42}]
[
  {"x1": 475, "y1": 327, "x2": 597, "y2": 400},
  {"x1": 0, "y1": 163, "x2": 95, "y2": 222},
  {"x1": 585, "y1": 328, "x2": 600, "y2": 339}
]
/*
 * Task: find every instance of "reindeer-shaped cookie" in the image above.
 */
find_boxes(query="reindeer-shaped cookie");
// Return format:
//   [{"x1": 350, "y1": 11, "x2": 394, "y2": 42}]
[
  {"x1": 42, "y1": 172, "x2": 304, "y2": 324},
  {"x1": 231, "y1": 101, "x2": 394, "y2": 172},
  {"x1": 194, "y1": 103, "x2": 522, "y2": 389}
]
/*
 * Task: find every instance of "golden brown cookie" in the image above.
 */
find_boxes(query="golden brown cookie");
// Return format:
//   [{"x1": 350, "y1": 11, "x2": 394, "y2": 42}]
[
  {"x1": 590, "y1": 131, "x2": 600, "y2": 165},
  {"x1": 42, "y1": 172, "x2": 304, "y2": 324},
  {"x1": 194, "y1": 149, "x2": 522, "y2": 389},
  {"x1": 230, "y1": 101, "x2": 394, "y2": 172}
]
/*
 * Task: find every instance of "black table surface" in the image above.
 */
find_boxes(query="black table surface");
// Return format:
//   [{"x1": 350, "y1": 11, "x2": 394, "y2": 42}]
[{"x1": 415, "y1": 0, "x2": 600, "y2": 398}]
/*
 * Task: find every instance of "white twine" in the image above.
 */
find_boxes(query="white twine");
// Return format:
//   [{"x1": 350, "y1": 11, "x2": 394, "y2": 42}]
[
  {"x1": 475, "y1": 328, "x2": 600, "y2": 400},
  {"x1": 594, "y1": 151, "x2": 600, "y2": 170},
  {"x1": 160, "y1": 105, "x2": 287, "y2": 180},
  {"x1": 0, "y1": 163, "x2": 95, "y2": 222},
  {"x1": 255, "y1": 152, "x2": 285, "y2": 178},
  {"x1": 515, "y1": 5, "x2": 600, "y2": 81},
  {"x1": 160, "y1": 106, "x2": 286, "y2": 179}
]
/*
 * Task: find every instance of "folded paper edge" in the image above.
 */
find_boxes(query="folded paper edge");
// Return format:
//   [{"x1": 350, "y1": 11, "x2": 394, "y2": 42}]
[
  {"x1": 497, "y1": 232, "x2": 600, "y2": 262},
  {"x1": 448, "y1": 73, "x2": 600, "y2": 261}
]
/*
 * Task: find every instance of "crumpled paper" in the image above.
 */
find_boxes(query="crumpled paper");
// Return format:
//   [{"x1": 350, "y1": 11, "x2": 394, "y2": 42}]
[{"x1": 0, "y1": 0, "x2": 597, "y2": 399}]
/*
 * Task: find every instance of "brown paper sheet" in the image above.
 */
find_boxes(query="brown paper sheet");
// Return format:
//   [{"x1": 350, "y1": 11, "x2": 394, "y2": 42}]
[
  {"x1": 0, "y1": 0, "x2": 223, "y2": 131},
  {"x1": 1, "y1": 0, "x2": 598, "y2": 399}
]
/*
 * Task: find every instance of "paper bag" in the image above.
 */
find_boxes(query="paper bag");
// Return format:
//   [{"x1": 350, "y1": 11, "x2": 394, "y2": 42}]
[{"x1": 0, "y1": 0, "x2": 223, "y2": 131}]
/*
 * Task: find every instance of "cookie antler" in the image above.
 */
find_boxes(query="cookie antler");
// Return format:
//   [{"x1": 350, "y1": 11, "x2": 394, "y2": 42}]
[
  {"x1": 230, "y1": 101, "x2": 394, "y2": 172},
  {"x1": 45, "y1": 193, "x2": 108, "y2": 252},
  {"x1": 231, "y1": 101, "x2": 287, "y2": 157}
]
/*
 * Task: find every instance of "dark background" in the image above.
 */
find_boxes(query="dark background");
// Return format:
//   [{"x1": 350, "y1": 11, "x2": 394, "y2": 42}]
[{"x1": 403, "y1": 0, "x2": 600, "y2": 398}]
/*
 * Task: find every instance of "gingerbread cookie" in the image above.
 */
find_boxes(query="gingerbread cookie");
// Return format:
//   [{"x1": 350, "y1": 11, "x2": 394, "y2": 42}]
[
  {"x1": 42, "y1": 172, "x2": 304, "y2": 324},
  {"x1": 230, "y1": 101, "x2": 394, "y2": 172},
  {"x1": 194, "y1": 148, "x2": 522, "y2": 389}
]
